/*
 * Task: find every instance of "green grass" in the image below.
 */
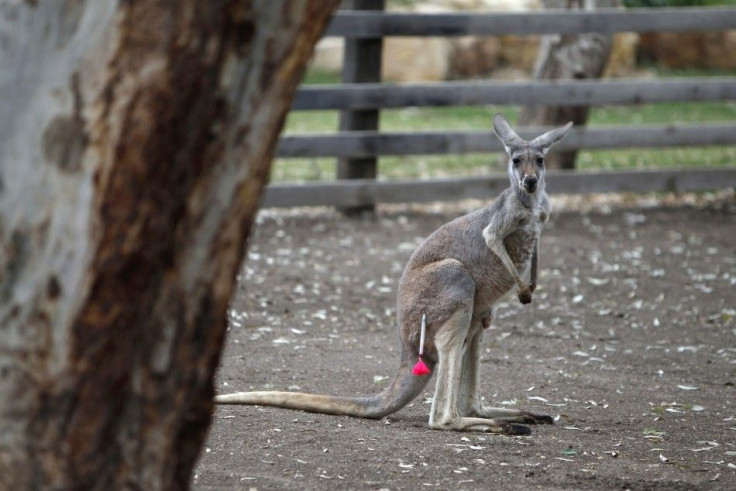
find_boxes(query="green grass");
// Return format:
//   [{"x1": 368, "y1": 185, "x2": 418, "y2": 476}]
[
  {"x1": 273, "y1": 69, "x2": 736, "y2": 182},
  {"x1": 300, "y1": 67, "x2": 342, "y2": 85}
]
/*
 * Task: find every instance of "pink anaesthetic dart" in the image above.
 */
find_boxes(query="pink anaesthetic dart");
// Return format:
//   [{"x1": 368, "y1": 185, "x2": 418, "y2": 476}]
[{"x1": 412, "y1": 314, "x2": 431, "y2": 376}]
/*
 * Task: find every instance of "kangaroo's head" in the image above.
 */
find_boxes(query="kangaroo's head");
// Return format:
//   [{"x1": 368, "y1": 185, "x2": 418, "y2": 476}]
[{"x1": 492, "y1": 113, "x2": 572, "y2": 196}]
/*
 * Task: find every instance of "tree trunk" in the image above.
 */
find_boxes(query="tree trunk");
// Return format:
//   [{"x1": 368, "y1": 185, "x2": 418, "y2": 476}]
[
  {"x1": 517, "y1": 0, "x2": 619, "y2": 170},
  {"x1": 0, "y1": 1, "x2": 338, "y2": 489}
]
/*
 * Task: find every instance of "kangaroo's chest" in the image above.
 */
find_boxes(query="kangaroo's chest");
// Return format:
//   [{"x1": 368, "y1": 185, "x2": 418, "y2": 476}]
[
  {"x1": 504, "y1": 213, "x2": 543, "y2": 268},
  {"x1": 473, "y1": 205, "x2": 546, "y2": 309}
]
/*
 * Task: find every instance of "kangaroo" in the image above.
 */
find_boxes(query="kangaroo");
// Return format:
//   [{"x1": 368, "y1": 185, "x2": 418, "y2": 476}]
[{"x1": 216, "y1": 114, "x2": 573, "y2": 434}]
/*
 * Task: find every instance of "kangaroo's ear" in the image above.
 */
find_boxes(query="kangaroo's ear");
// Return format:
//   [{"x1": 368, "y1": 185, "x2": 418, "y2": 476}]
[
  {"x1": 531, "y1": 121, "x2": 573, "y2": 154},
  {"x1": 492, "y1": 113, "x2": 524, "y2": 152}
]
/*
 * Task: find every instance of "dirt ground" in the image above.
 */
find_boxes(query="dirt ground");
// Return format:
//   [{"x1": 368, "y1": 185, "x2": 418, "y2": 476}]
[{"x1": 194, "y1": 192, "x2": 736, "y2": 490}]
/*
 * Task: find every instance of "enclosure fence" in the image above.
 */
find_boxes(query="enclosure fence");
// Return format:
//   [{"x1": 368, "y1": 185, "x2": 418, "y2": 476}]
[{"x1": 263, "y1": 6, "x2": 736, "y2": 209}]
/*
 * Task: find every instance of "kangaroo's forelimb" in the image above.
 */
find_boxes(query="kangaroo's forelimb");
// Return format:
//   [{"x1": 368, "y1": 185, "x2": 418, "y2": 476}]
[
  {"x1": 529, "y1": 239, "x2": 538, "y2": 293},
  {"x1": 482, "y1": 218, "x2": 534, "y2": 305}
]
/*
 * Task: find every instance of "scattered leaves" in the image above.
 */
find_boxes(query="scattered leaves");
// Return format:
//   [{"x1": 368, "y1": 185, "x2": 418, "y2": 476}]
[{"x1": 643, "y1": 428, "x2": 666, "y2": 440}]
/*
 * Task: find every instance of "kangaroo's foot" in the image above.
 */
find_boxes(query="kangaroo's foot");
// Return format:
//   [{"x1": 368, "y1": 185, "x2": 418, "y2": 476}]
[
  {"x1": 429, "y1": 416, "x2": 532, "y2": 435},
  {"x1": 470, "y1": 406, "x2": 554, "y2": 425},
  {"x1": 517, "y1": 286, "x2": 533, "y2": 304}
]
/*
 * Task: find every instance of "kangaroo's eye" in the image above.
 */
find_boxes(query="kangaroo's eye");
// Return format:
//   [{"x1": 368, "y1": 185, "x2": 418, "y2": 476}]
[
  {"x1": 536, "y1": 157, "x2": 544, "y2": 165},
  {"x1": 512, "y1": 157, "x2": 521, "y2": 165}
]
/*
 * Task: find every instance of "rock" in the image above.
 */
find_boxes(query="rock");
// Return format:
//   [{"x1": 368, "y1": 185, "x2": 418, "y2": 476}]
[
  {"x1": 310, "y1": 38, "x2": 344, "y2": 74},
  {"x1": 383, "y1": 37, "x2": 453, "y2": 82},
  {"x1": 604, "y1": 33, "x2": 640, "y2": 78},
  {"x1": 448, "y1": 37, "x2": 503, "y2": 79},
  {"x1": 310, "y1": 33, "x2": 455, "y2": 84},
  {"x1": 638, "y1": 31, "x2": 736, "y2": 71},
  {"x1": 498, "y1": 35, "x2": 541, "y2": 72},
  {"x1": 308, "y1": 0, "x2": 643, "y2": 82},
  {"x1": 709, "y1": 31, "x2": 736, "y2": 71}
]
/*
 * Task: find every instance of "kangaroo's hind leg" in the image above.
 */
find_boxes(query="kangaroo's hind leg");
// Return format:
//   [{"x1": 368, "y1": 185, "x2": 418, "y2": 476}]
[
  {"x1": 428, "y1": 302, "x2": 531, "y2": 434},
  {"x1": 458, "y1": 314, "x2": 553, "y2": 426}
]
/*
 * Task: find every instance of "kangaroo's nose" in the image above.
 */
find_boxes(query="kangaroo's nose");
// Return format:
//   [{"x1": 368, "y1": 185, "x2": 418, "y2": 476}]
[{"x1": 524, "y1": 176, "x2": 538, "y2": 193}]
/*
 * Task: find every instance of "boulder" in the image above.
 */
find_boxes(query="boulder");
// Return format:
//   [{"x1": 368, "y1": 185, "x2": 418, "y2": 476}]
[
  {"x1": 310, "y1": 38, "x2": 344, "y2": 74},
  {"x1": 638, "y1": 31, "x2": 736, "y2": 71},
  {"x1": 448, "y1": 37, "x2": 503, "y2": 79},
  {"x1": 308, "y1": 0, "x2": 642, "y2": 82},
  {"x1": 383, "y1": 37, "x2": 453, "y2": 82},
  {"x1": 498, "y1": 35, "x2": 541, "y2": 72},
  {"x1": 605, "y1": 33, "x2": 640, "y2": 77}
]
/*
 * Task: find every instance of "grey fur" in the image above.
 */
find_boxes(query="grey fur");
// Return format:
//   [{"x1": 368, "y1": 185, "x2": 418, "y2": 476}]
[{"x1": 216, "y1": 114, "x2": 572, "y2": 434}]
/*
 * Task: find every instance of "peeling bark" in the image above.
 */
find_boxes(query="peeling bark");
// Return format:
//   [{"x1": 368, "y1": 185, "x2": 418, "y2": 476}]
[{"x1": 0, "y1": 1, "x2": 339, "y2": 489}]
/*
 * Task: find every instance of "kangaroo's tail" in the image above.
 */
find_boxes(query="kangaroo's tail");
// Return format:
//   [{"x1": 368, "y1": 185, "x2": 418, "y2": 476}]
[{"x1": 215, "y1": 352, "x2": 434, "y2": 419}]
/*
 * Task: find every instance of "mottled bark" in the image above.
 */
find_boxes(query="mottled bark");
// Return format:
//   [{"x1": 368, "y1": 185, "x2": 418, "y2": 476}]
[
  {"x1": 0, "y1": 1, "x2": 338, "y2": 489},
  {"x1": 517, "y1": 0, "x2": 619, "y2": 170}
]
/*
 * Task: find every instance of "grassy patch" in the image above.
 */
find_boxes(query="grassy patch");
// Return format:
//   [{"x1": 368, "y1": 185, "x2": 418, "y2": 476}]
[
  {"x1": 274, "y1": 69, "x2": 736, "y2": 182},
  {"x1": 300, "y1": 67, "x2": 341, "y2": 85}
]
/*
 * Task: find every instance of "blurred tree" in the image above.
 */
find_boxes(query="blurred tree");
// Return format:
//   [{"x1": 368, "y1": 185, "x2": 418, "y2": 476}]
[
  {"x1": 0, "y1": 1, "x2": 338, "y2": 489},
  {"x1": 516, "y1": 0, "x2": 620, "y2": 170}
]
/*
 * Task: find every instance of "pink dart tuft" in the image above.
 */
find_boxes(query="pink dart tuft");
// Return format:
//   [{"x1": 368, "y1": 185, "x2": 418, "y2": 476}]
[{"x1": 412, "y1": 357, "x2": 430, "y2": 376}]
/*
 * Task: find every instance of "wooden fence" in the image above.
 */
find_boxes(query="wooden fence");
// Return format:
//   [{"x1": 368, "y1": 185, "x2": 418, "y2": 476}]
[{"x1": 263, "y1": 6, "x2": 736, "y2": 208}]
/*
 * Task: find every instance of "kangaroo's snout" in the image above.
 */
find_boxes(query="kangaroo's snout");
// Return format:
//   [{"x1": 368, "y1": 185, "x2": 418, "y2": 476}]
[{"x1": 523, "y1": 175, "x2": 538, "y2": 193}]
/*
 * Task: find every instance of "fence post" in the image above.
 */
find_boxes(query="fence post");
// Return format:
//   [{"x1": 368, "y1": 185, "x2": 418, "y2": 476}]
[{"x1": 336, "y1": 0, "x2": 384, "y2": 216}]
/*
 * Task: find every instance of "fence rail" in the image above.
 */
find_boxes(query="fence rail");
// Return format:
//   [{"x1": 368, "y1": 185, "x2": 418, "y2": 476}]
[
  {"x1": 263, "y1": 168, "x2": 736, "y2": 208},
  {"x1": 277, "y1": 123, "x2": 736, "y2": 158},
  {"x1": 268, "y1": 6, "x2": 736, "y2": 208},
  {"x1": 292, "y1": 78, "x2": 736, "y2": 110},
  {"x1": 326, "y1": 7, "x2": 736, "y2": 37}
]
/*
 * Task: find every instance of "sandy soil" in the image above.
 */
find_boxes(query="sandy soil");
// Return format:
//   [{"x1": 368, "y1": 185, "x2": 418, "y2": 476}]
[{"x1": 194, "y1": 194, "x2": 736, "y2": 490}]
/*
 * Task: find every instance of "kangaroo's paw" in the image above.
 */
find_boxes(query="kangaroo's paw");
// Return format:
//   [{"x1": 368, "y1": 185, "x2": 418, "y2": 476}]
[
  {"x1": 509, "y1": 411, "x2": 554, "y2": 425},
  {"x1": 470, "y1": 407, "x2": 555, "y2": 425},
  {"x1": 526, "y1": 412, "x2": 554, "y2": 425},
  {"x1": 430, "y1": 416, "x2": 532, "y2": 435},
  {"x1": 517, "y1": 287, "x2": 533, "y2": 305},
  {"x1": 494, "y1": 411, "x2": 554, "y2": 426}
]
